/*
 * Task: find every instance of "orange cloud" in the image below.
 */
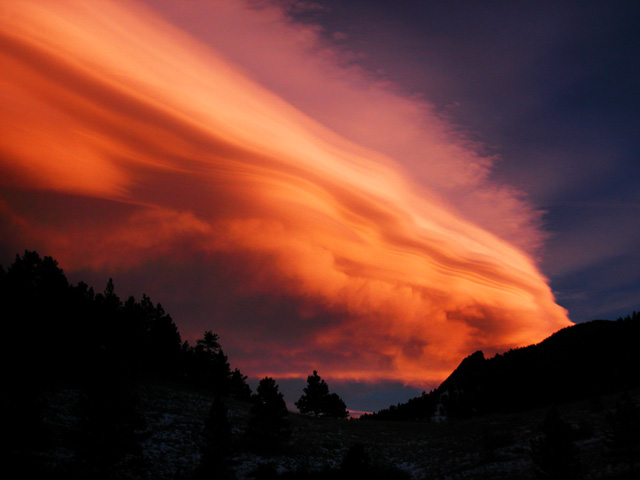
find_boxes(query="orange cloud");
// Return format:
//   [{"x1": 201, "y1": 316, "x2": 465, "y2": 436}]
[{"x1": 0, "y1": 0, "x2": 570, "y2": 386}]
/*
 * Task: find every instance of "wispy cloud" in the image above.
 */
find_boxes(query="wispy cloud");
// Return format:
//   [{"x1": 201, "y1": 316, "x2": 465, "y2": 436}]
[{"x1": 0, "y1": 0, "x2": 570, "y2": 385}]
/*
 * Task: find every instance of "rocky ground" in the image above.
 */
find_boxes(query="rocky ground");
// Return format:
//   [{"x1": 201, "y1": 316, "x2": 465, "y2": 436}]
[{"x1": 25, "y1": 379, "x2": 640, "y2": 480}]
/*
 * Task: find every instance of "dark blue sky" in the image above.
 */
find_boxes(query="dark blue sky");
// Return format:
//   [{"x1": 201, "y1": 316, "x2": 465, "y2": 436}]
[{"x1": 290, "y1": 0, "x2": 640, "y2": 323}]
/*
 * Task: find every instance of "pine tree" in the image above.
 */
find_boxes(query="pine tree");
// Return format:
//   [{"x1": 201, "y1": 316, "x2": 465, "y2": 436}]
[
  {"x1": 229, "y1": 368, "x2": 252, "y2": 400},
  {"x1": 295, "y1": 370, "x2": 329, "y2": 418},
  {"x1": 247, "y1": 377, "x2": 290, "y2": 450},
  {"x1": 295, "y1": 370, "x2": 349, "y2": 418},
  {"x1": 324, "y1": 392, "x2": 349, "y2": 419},
  {"x1": 194, "y1": 331, "x2": 231, "y2": 394}
]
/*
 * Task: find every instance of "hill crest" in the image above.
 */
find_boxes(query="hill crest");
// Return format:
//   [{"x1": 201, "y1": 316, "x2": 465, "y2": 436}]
[{"x1": 364, "y1": 313, "x2": 640, "y2": 421}]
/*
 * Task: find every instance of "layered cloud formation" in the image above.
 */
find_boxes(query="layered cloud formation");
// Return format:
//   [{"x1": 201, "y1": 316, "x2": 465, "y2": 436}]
[{"x1": 0, "y1": 1, "x2": 570, "y2": 385}]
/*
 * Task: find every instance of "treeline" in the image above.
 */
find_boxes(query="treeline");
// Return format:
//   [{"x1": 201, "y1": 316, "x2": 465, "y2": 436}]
[
  {"x1": 2, "y1": 250, "x2": 351, "y2": 477},
  {"x1": 1, "y1": 250, "x2": 251, "y2": 397},
  {"x1": 364, "y1": 313, "x2": 640, "y2": 421},
  {"x1": 2, "y1": 250, "x2": 255, "y2": 476}
]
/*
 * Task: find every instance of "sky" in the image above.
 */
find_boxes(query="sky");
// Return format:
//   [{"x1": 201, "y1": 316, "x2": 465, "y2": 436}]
[{"x1": 0, "y1": 0, "x2": 638, "y2": 413}]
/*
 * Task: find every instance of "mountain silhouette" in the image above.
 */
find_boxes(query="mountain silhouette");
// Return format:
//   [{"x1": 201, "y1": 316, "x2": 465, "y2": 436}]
[{"x1": 366, "y1": 313, "x2": 640, "y2": 421}]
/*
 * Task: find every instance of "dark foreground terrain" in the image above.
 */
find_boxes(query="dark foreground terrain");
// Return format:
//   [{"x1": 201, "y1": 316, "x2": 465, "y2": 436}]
[
  {"x1": 15, "y1": 378, "x2": 640, "y2": 480},
  {"x1": 3, "y1": 251, "x2": 639, "y2": 479}
]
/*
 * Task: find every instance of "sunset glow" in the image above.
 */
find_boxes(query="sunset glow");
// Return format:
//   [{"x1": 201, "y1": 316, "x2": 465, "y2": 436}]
[{"x1": 0, "y1": 1, "x2": 571, "y2": 386}]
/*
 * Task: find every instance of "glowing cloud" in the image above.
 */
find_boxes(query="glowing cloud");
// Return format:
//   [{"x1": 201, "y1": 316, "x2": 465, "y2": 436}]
[{"x1": 0, "y1": 0, "x2": 570, "y2": 386}]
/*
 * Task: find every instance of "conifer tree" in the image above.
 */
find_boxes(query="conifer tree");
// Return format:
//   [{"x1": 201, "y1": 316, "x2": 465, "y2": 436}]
[
  {"x1": 295, "y1": 370, "x2": 349, "y2": 418},
  {"x1": 193, "y1": 330, "x2": 231, "y2": 393},
  {"x1": 324, "y1": 392, "x2": 349, "y2": 419},
  {"x1": 295, "y1": 370, "x2": 329, "y2": 418},
  {"x1": 229, "y1": 368, "x2": 252, "y2": 400},
  {"x1": 247, "y1": 377, "x2": 290, "y2": 450}
]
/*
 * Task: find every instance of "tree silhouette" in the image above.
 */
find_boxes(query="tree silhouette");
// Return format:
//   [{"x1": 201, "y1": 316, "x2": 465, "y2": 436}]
[
  {"x1": 0, "y1": 250, "x2": 255, "y2": 475},
  {"x1": 3, "y1": 251, "x2": 71, "y2": 454},
  {"x1": 140, "y1": 294, "x2": 182, "y2": 374},
  {"x1": 177, "y1": 332, "x2": 251, "y2": 397},
  {"x1": 295, "y1": 371, "x2": 349, "y2": 418},
  {"x1": 5, "y1": 250, "x2": 70, "y2": 372},
  {"x1": 197, "y1": 330, "x2": 222, "y2": 354},
  {"x1": 186, "y1": 330, "x2": 232, "y2": 394},
  {"x1": 230, "y1": 368, "x2": 252, "y2": 400},
  {"x1": 247, "y1": 377, "x2": 290, "y2": 450},
  {"x1": 323, "y1": 392, "x2": 349, "y2": 419},
  {"x1": 295, "y1": 371, "x2": 328, "y2": 418}
]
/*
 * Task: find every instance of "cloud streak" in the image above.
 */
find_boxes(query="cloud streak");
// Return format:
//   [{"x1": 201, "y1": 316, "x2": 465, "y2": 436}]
[{"x1": 0, "y1": 0, "x2": 570, "y2": 386}]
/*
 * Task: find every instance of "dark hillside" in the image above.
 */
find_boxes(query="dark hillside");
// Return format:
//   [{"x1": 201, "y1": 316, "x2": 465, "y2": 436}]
[
  {"x1": 367, "y1": 313, "x2": 640, "y2": 421},
  {"x1": 2, "y1": 250, "x2": 252, "y2": 478}
]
